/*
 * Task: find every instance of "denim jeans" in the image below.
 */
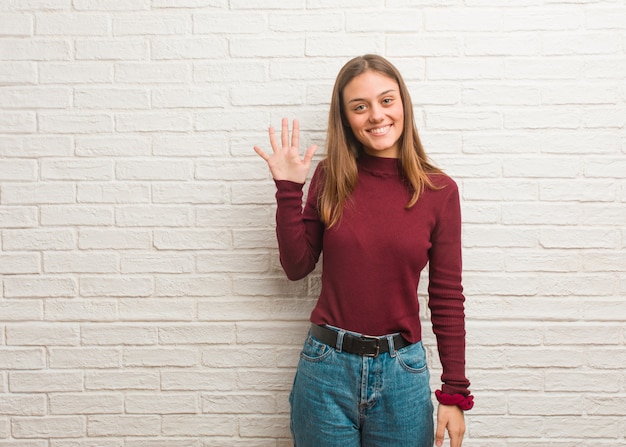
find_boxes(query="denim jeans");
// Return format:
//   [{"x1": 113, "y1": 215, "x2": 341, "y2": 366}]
[{"x1": 289, "y1": 328, "x2": 434, "y2": 447}]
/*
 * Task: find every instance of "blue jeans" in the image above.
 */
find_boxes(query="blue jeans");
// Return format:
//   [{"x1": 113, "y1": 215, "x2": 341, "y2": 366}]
[{"x1": 289, "y1": 328, "x2": 434, "y2": 447}]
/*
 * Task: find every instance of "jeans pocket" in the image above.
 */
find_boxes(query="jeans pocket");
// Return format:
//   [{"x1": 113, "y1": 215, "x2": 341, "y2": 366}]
[
  {"x1": 300, "y1": 334, "x2": 334, "y2": 362},
  {"x1": 396, "y1": 341, "x2": 428, "y2": 374}
]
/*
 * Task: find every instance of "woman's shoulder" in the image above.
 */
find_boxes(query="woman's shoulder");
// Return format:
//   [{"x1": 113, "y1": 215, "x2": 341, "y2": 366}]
[{"x1": 427, "y1": 171, "x2": 458, "y2": 191}]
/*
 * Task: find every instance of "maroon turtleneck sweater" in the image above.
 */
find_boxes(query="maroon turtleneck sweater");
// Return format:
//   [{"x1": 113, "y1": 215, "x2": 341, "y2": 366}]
[{"x1": 274, "y1": 152, "x2": 470, "y2": 397}]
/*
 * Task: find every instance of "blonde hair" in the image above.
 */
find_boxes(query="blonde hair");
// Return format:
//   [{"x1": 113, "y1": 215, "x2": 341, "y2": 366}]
[{"x1": 319, "y1": 54, "x2": 442, "y2": 228}]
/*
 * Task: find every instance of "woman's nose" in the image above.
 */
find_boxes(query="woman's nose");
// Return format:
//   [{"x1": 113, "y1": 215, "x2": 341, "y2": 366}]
[{"x1": 368, "y1": 105, "x2": 384, "y2": 122}]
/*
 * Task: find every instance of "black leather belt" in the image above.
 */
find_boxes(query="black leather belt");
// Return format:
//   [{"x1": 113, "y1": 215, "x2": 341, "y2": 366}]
[{"x1": 310, "y1": 324, "x2": 411, "y2": 357}]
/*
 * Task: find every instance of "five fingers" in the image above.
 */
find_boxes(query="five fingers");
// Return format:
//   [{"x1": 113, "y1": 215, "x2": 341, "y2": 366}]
[{"x1": 255, "y1": 118, "x2": 313, "y2": 162}]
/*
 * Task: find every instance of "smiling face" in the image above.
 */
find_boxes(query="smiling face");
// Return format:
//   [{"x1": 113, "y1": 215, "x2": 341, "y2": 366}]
[{"x1": 342, "y1": 70, "x2": 404, "y2": 159}]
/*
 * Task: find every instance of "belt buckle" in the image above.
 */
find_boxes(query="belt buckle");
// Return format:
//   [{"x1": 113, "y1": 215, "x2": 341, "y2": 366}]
[{"x1": 360, "y1": 334, "x2": 380, "y2": 357}]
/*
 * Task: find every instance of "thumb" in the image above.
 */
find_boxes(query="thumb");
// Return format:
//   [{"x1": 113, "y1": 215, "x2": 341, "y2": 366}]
[
  {"x1": 435, "y1": 419, "x2": 445, "y2": 447},
  {"x1": 303, "y1": 144, "x2": 318, "y2": 165}
]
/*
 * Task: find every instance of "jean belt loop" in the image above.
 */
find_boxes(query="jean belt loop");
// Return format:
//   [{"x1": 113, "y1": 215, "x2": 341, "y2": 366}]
[
  {"x1": 386, "y1": 334, "x2": 396, "y2": 357},
  {"x1": 336, "y1": 330, "x2": 346, "y2": 353}
]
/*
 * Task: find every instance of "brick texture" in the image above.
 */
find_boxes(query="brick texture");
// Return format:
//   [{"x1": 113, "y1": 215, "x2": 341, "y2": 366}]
[{"x1": 0, "y1": 1, "x2": 625, "y2": 446}]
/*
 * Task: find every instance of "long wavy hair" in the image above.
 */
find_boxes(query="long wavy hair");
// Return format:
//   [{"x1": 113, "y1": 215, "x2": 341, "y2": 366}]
[{"x1": 319, "y1": 54, "x2": 442, "y2": 228}]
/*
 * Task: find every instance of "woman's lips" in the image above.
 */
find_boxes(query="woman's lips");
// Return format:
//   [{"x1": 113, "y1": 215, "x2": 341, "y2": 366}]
[{"x1": 368, "y1": 124, "x2": 391, "y2": 135}]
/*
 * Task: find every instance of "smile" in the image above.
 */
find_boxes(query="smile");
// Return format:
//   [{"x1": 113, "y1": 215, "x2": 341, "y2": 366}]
[{"x1": 368, "y1": 125, "x2": 391, "y2": 136}]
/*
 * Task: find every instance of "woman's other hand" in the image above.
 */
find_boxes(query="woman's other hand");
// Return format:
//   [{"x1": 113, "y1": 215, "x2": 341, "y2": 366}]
[{"x1": 435, "y1": 403, "x2": 466, "y2": 447}]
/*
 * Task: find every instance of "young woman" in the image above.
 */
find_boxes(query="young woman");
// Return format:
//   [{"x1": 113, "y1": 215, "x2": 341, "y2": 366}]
[{"x1": 254, "y1": 54, "x2": 473, "y2": 447}]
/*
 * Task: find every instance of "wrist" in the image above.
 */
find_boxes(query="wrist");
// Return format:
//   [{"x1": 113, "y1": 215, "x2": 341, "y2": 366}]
[{"x1": 435, "y1": 389, "x2": 474, "y2": 411}]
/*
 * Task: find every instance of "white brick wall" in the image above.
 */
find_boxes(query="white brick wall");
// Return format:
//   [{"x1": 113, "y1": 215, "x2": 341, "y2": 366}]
[{"x1": 0, "y1": 1, "x2": 624, "y2": 445}]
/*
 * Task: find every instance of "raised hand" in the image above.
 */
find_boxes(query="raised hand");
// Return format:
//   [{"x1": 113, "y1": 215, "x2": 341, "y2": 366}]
[{"x1": 254, "y1": 118, "x2": 318, "y2": 184}]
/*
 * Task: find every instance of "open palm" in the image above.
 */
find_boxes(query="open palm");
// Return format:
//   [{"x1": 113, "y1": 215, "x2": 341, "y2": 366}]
[{"x1": 254, "y1": 118, "x2": 318, "y2": 184}]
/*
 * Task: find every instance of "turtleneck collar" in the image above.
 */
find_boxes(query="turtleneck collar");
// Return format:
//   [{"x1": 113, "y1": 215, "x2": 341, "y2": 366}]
[{"x1": 357, "y1": 151, "x2": 402, "y2": 177}]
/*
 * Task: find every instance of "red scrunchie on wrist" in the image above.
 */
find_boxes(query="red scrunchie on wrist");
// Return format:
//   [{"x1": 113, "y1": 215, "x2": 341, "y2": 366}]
[{"x1": 435, "y1": 390, "x2": 474, "y2": 411}]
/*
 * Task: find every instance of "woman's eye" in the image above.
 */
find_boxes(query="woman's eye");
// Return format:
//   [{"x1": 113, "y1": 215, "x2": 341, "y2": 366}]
[
  {"x1": 382, "y1": 98, "x2": 393, "y2": 104},
  {"x1": 354, "y1": 104, "x2": 366, "y2": 111}
]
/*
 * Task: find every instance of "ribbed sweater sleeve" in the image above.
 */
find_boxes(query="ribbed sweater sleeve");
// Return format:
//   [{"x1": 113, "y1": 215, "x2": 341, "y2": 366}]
[
  {"x1": 427, "y1": 180, "x2": 470, "y2": 396},
  {"x1": 273, "y1": 168, "x2": 324, "y2": 280}
]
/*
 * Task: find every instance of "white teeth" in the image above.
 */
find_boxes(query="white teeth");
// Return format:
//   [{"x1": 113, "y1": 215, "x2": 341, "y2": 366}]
[{"x1": 369, "y1": 125, "x2": 389, "y2": 135}]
